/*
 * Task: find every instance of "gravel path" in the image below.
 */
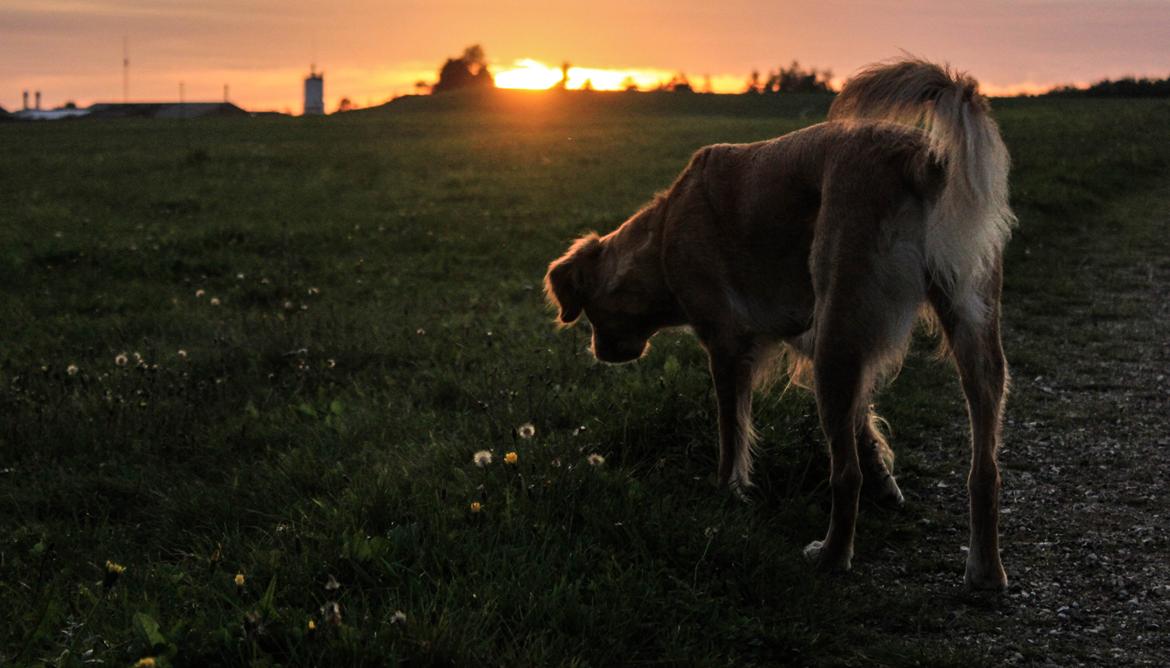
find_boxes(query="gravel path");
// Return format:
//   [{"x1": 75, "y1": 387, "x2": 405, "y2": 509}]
[{"x1": 872, "y1": 186, "x2": 1170, "y2": 665}]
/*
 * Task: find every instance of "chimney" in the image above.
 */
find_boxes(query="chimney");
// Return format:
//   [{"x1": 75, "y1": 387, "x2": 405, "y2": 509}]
[
  {"x1": 22, "y1": 90, "x2": 28, "y2": 110},
  {"x1": 35, "y1": 91, "x2": 41, "y2": 110}
]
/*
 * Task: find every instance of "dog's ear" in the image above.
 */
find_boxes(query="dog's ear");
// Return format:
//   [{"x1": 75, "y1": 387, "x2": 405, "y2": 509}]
[{"x1": 545, "y1": 234, "x2": 602, "y2": 325}]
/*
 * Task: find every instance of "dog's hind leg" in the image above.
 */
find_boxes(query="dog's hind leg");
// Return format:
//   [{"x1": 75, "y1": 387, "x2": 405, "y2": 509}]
[{"x1": 928, "y1": 267, "x2": 1010, "y2": 591}]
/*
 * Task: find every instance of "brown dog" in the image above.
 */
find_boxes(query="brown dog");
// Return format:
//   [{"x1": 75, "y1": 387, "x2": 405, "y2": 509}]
[{"x1": 545, "y1": 59, "x2": 1015, "y2": 590}]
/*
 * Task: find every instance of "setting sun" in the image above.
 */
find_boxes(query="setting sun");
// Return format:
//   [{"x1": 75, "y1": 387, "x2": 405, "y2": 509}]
[{"x1": 493, "y1": 58, "x2": 687, "y2": 92}]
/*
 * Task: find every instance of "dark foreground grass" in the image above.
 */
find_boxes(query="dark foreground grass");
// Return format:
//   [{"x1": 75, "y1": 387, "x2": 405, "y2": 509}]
[{"x1": 1, "y1": 93, "x2": 1168, "y2": 666}]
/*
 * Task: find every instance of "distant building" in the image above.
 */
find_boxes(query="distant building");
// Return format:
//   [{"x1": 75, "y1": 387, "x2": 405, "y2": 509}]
[
  {"x1": 13, "y1": 107, "x2": 90, "y2": 121},
  {"x1": 304, "y1": 67, "x2": 324, "y2": 115},
  {"x1": 86, "y1": 102, "x2": 248, "y2": 119}
]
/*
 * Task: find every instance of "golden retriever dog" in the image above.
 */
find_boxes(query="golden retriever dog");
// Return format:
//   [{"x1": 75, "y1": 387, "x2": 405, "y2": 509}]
[{"x1": 544, "y1": 59, "x2": 1015, "y2": 590}]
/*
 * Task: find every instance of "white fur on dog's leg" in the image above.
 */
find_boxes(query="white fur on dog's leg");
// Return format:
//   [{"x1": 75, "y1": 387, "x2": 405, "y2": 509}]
[
  {"x1": 964, "y1": 552, "x2": 1008, "y2": 591},
  {"x1": 803, "y1": 540, "x2": 853, "y2": 572}
]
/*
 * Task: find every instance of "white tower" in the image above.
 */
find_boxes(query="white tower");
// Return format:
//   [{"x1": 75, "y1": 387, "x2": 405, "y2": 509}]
[{"x1": 304, "y1": 66, "x2": 324, "y2": 116}]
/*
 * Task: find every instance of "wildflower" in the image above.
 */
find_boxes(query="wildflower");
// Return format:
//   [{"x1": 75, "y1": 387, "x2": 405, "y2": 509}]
[
  {"x1": 209, "y1": 297, "x2": 221, "y2": 306},
  {"x1": 587, "y1": 453, "x2": 606, "y2": 467},
  {"x1": 473, "y1": 450, "x2": 493, "y2": 467},
  {"x1": 195, "y1": 289, "x2": 205, "y2": 298},
  {"x1": 236, "y1": 272, "x2": 245, "y2": 280},
  {"x1": 307, "y1": 618, "x2": 317, "y2": 632},
  {"x1": 326, "y1": 358, "x2": 336, "y2": 369},
  {"x1": 177, "y1": 349, "x2": 188, "y2": 359},
  {"x1": 390, "y1": 610, "x2": 407, "y2": 625},
  {"x1": 517, "y1": 422, "x2": 536, "y2": 439},
  {"x1": 115, "y1": 353, "x2": 129, "y2": 367},
  {"x1": 234, "y1": 572, "x2": 245, "y2": 587},
  {"x1": 132, "y1": 658, "x2": 157, "y2": 668},
  {"x1": 260, "y1": 277, "x2": 270, "y2": 285},
  {"x1": 416, "y1": 328, "x2": 426, "y2": 336},
  {"x1": 103, "y1": 560, "x2": 125, "y2": 589},
  {"x1": 283, "y1": 300, "x2": 295, "y2": 310},
  {"x1": 308, "y1": 287, "x2": 320, "y2": 295},
  {"x1": 504, "y1": 451, "x2": 518, "y2": 465},
  {"x1": 469, "y1": 501, "x2": 482, "y2": 513},
  {"x1": 66, "y1": 364, "x2": 79, "y2": 376}
]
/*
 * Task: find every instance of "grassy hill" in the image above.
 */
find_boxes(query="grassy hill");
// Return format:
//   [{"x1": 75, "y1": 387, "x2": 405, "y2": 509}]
[{"x1": 1, "y1": 92, "x2": 1168, "y2": 666}]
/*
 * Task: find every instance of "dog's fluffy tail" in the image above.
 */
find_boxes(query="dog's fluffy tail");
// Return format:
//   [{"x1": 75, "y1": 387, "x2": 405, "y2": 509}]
[{"x1": 830, "y1": 58, "x2": 1016, "y2": 310}]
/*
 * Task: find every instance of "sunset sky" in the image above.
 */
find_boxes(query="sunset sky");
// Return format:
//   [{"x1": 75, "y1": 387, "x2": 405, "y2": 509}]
[{"x1": 2, "y1": 0, "x2": 1168, "y2": 113}]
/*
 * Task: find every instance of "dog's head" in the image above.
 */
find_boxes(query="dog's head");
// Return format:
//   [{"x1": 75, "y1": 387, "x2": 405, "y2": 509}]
[{"x1": 545, "y1": 223, "x2": 678, "y2": 364}]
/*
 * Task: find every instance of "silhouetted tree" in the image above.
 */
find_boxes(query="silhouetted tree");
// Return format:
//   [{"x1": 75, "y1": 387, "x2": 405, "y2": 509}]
[
  {"x1": 621, "y1": 75, "x2": 638, "y2": 92},
  {"x1": 432, "y1": 44, "x2": 495, "y2": 94},
  {"x1": 746, "y1": 69, "x2": 763, "y2": 94},
  {"x1": 559, "y1": 62, "x2": 570, "y2": 90},
  {"x1": 1045, "y1": 75, "x2": 1170, "y2": 98},
  {"x1": 337, "y1": 97, "x2": 355, "y2": 112},
  {"x1": 664, "y1": 73, "x2": 693, "y2": 93},
  {"x1": 761, "y1": 61, "x2": 833, "y2": 94}
]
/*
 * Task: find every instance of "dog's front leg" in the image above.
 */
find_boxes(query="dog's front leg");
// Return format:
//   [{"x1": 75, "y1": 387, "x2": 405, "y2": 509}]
[{"x1": 708, "y1": 343, "x2": 758, "y2": 491}]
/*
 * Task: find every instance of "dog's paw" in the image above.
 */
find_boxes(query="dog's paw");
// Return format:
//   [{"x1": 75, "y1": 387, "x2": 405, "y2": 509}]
[
  {"x1": 964, "y1": 555, "x2": 1008, "y2": 591},
  {"x1": 803, "y1": 540, "x2": 853, "y2": 573}
]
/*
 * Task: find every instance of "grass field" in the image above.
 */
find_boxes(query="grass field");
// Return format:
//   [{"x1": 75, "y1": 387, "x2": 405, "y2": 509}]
[{"x1": 2, "y1": 91, "x2": 1168, "y2": 666}]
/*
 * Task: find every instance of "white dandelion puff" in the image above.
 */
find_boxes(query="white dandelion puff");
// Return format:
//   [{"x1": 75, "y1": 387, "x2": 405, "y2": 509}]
[
  {"x1": 587, "y1": 453, "x2": 606, "y2": 467},
  {"x1": 473, "y1": 450, "x2": 493, "y2": 467},
  {"x1": 517, "y1": 422, "x2": 536, "y2": 439}
]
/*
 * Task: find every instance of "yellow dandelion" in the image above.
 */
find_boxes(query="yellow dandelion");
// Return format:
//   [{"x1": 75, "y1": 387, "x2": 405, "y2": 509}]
[
  {"x1": 504, "y1": 451, "x2": 518, "y2": 465},
  {"x1": 469, "y1": 501, "x2": 482, "y2": 513},
  {"x1": 473, "y1": 450, "x2": 493, "y2": 467},
  {"x1": 103, "y1": 560, "x2": 125, "y2": 588},
  {"x1": 517, "y1": 422, "x2": 536, "y2": 439},
  {"x1": 132, "y1": 658, "x2": 157, "y2": 668},
  {"x1": 115, "y1": 353, "x2": 129, "y2": 366},
  {"x1": 307, "y1": 618, "x2": 317, "y2": 632},
  {"x1": 66, "y1": 364, "x2": 79, "y2": 376},
  {"x1": 587, "y1": 453, "x2": 606, "y2": 467},
  {"x1": 234, "y1": 572, "x2": 245, "y2": 587}
]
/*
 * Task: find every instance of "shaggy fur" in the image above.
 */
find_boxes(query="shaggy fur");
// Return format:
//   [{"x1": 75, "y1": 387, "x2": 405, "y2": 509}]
[{"x1": 545, "y1": 59, "x2": 1015, "y2": 590}]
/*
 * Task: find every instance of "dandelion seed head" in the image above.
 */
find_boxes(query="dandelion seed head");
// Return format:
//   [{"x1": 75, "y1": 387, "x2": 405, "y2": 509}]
[
  {"x1": 327, "y1": 358, "x2": 336, "y2": 369},
  {"x1": 587, "y1": 453, "x2": 606, "y2": 467},
  {"x1": 236, "y1": 273, "x2": 245, "y2": 280},
  {"x1": 66, "y1": 364, "x2": 79, "y2": 376},
  {"x1": 115, "y1": 353, "x2": 129, "y2": 366},
  {"x1": 416, "y1": 328, "x2": 426, "y2": 336},
  {"x1": 473, "y1": 450, "x2": 493, "y2": 467},
  {"x1": 517, "y1": 422, "x2": 536, "y2": 439},
  {"x1": 177, "y1": 349, "x2": 188, "y2": 359},
  {"x1": 504, "y1": 451, "x2": 518, "y2": 465},
  {"x1": 391, "y1": 610, "x2": 407, "y2": 625},
  {"x1": 195, "y1": 289, "x2": 205, "y2": 298},
  {"x1": 308, "y1": 287, "x2": 320, "y2": 295},
  {"x1": 210, "y1": 297, "x2": 221, "y2": 306}
]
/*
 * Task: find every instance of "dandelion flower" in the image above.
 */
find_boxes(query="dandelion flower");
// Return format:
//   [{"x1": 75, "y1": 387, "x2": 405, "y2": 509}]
[
  {"x1": 307, "y1": 619, "x2": 317, "y2": 632},
  {"x1": 391, "y1": 610, "x2": 407, "y2": 625},
  {"x1": 115, "y1": 353, "x2": 129, "y2": 367},
  {"x1": 209, "y1": 297, "x2": 221, "y2": 306},
  {"x1": 234, "y1": 572, "x2": 245, "y2": 587},
  {"x1": 473, "y1": 450, "x2": 493, "y2": 467},
  {"x1": 195, "y1": 289, "x2": 205, "y2": 298},
  {"x1": 132, "y1": 658, "x2": 157, "y2": 668},
  {"x1": 504, "y1": 451, "x2": 518, "y2": 465},
  {"x1": 517, "y1": 422, "x2": 536, "y2": 439},
  {"x1": 103, "y1": 560, "x2": 125, "y2": 589},
  {"x1": 469, "y1": 501, "x2": 482, "y2": 513},
  {"x1": 587, "y1": 453, "x2": 606, "y2": 467},
  {"x1": 66, "y1": 364, "x2": 79, "y2": 376}
]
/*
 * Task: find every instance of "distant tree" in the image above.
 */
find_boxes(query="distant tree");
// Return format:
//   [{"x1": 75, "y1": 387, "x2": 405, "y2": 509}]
[
  {"x1": 665, "y1": 73, "x2": 693, "y2": 93},
  {"x1": 63, "y1": 101, "x2": 77, "y2": 109},
  {"x1": 432, "y1": 44, "x2": 495, "y2": 94},
  {"x1": 621, "y1": 75, "x2": 638, "y2": 92},
  {"x1": 337, "y1": 97, "x2": 355, "y2": 112},
  {"x1": 762, "y1": 61, "x2": 833, "y2": 94},
  {"x1": 1045, "y1": 75, "x2": 1170, "y2": 98},
  {"x1": 581, "y1": 78, "x2": 594, "y2": 91},
  {"x1": 745, "y1": 69, "x2": 763, "y2": 94},
  {"x1": 559, "y1": 62, "x2": 570, "y2": 90}
]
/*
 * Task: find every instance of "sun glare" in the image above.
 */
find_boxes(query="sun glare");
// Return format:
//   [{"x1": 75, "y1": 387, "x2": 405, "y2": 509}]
[{"x1": 493, "y1": 58, "x2": 678, "y2": 92}]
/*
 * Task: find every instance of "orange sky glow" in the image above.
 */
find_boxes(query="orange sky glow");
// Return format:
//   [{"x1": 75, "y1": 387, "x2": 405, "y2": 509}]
[{"x1": 2, "y1": 1, "x2": 1167, "y2": 113}]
